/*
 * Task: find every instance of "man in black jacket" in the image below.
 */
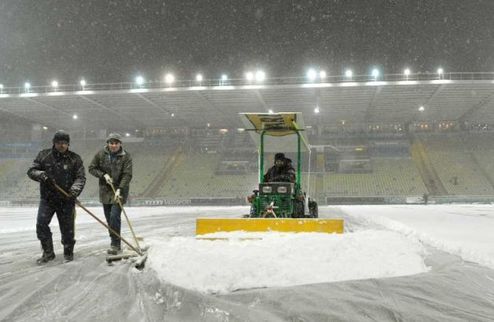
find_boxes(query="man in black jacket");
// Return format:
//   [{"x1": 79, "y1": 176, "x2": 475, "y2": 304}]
[{"x1": 27, "y1": 130, "x2": 86, "y2": 264}]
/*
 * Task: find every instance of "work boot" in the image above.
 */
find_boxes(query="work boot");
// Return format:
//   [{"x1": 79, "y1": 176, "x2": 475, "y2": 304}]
[
  {"x1": 37, "y1": 240, "x2": 55, "y2": 264},
  {"x1": 63, "y1": 245, "x2": 74, "y2": 262},
  {"x1": 107, "y1": 245, "x2": 122, "y2": 255}
]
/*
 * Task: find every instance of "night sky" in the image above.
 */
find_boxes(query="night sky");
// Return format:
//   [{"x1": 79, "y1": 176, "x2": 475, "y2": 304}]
[{"x1": 0, "y1": 0, "x2": 493, "y2": 86}]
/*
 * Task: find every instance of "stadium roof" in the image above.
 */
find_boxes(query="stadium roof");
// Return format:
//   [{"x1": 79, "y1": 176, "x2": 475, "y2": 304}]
[{"x1": 0, "y1": 75, "x2": 493, "y2": 131}]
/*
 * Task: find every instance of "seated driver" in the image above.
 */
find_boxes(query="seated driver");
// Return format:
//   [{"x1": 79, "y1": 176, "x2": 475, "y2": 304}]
[
  {"x1": 263, "y1": 153, "x2": 295, "y2": 183},
  {"x1": 247, "y1": 153, "x2": 295, "y2": 205}
]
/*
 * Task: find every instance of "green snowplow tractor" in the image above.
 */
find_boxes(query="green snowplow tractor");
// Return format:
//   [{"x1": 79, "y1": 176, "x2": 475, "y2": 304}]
[{"x1": 196, "y1": 112, "x2": 343, "y2": 235}]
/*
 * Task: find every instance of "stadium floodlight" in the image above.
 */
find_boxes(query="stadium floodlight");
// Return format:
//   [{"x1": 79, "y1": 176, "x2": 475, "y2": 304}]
[
  {"x1": 196, "y1": 74, "x2": 203, "y2": 82},
  {"x1": 418, "y1": 105, "x2": 425, "y2": 112},
  {"x1": 245, "y1": 71, "x2": 254, "y2": 81},
  {"x1": 135, "y1": 75, "x2": 145, "y2": 86},
  {"x1": 255, "y1": 70, "x2": 266, "y2": 82},
  {"x1": 404, "y1": 68, "x2": 411, "y2": 80},
  {"x1": 164, "y1": 73, "x2": 175, "y2": 85},
  {"x1": 306, "y1": 68, "x2": 317, "y2": 81},
  {"x1": 345, "y1": 69, "x2": 353, "y2": 79},
  {"x1": 24, "y1": 82, "x2": 31, "y2": 91},
  {"x1": 51, "y1": 80, "x2": 58, "y2": 89},
  {"x1": 319, "y1": 70, "x2": 327, "y2": 79},
  {"x1": 371, "y1": 68, "x2": 379, "y2": 80},
  {"x1": 220, "y1": 74, "x2": 228, "y2": 86},
  {"x1": 314, "y1": 106, "x2": 320, "y2": 114},
  {"x1": 80, "y1": 79, "x2": 87, "y2": 88},
  {"x1": 73, "y1": 114, "x2": 78, "y2": 120}
]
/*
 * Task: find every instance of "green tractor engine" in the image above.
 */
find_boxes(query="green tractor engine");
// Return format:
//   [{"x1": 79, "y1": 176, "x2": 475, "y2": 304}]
[{"x1": 251, "y1": 182, "x2": 311, "y2": 218}]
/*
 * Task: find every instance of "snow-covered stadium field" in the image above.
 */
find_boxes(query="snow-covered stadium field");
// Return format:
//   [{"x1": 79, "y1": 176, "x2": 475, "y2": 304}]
[{"x1": 1, "y1": 205, "x2": 493, "y2": 321}]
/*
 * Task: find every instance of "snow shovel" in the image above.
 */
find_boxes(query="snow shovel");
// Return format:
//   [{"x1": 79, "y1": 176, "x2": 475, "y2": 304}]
[
  {"x1": 108, "y1": 182, "x2": 142, "y2": 254},
  {"x1": 52, "y1": 183, "x2": 147, "y2": 269}
]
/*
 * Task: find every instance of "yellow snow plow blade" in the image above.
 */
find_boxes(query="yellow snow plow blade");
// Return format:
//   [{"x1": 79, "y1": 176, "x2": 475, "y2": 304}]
[{"x1": 196, "y1": 218, "x2": 344, "y2": 235}]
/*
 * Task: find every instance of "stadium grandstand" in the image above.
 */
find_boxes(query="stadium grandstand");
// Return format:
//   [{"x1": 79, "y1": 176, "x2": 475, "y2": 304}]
[{"x1": 1, "y1": 72, "x2": 494, "y2": 206}]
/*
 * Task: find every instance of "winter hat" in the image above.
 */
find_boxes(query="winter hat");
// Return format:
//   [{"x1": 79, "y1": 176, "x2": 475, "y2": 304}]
[
  {"x1": 52, "y1": 130, "x2": 70, "y2": 144},
  {"x1": 274, "y1": 153, "x2": 285, "y2": 161},
  {"x1": 106, "y1": 132, "x2": 122, "y2": 143}
]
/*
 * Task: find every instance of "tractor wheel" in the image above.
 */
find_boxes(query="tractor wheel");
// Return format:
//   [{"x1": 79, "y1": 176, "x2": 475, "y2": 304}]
[
  {"x1": 293, "y1": 199, "x2": 305, "y2": 218},
  {"x1": 308, "y1": 200, "x2": 318, "y2": 218}
]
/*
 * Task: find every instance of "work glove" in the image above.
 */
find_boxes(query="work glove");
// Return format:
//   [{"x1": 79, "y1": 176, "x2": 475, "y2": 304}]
[
  {"x1": 67, "y1": 188, "x2": 78, "y2": 200},
  {"x1": 103, "y1": 173, "x2": 113, "y2": 185},
  {"x1": 39, "y1": 172, "x2": 55, "y2": 185},
  {"x1": 114, "y1": 188, "x2": 122, "y2": 203}
]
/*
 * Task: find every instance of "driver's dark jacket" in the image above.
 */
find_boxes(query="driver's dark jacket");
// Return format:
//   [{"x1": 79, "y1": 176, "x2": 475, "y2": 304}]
[{"x1": 263, "y1": 164, "x2": 296, "y2": 183}]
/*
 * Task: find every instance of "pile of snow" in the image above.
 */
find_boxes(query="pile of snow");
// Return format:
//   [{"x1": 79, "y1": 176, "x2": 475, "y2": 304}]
[
  {"x1": 342, "y1": 205, "x2": 494, "y2": 270},
  {"x1": 148, "y1": 230, "x2": 429, "y2": 294}
]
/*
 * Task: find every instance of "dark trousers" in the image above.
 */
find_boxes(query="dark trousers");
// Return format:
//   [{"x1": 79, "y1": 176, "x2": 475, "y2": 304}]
[
  {"x1": 36, "y1": 198, "x2": 76, "y2": 246},
  {"x1": 103, "y1": 203, "x2": 122, "y2": 247}
]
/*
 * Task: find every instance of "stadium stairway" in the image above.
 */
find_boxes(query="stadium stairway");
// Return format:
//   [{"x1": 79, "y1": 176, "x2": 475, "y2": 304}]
[
  {"x1": 410, "y1": 138, "x2": 447, "y2": 196},
  {"x1": 142, "y1": 147, "x2": 185, "y2": 198}
]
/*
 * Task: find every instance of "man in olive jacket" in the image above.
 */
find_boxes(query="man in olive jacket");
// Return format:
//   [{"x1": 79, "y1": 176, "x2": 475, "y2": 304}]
[
  {"x1": 88, "y1": 133, "x2": 132, "y2": 254},
  {"x1": 27, "y1": 130, "x2": 86, "y2": 264}
]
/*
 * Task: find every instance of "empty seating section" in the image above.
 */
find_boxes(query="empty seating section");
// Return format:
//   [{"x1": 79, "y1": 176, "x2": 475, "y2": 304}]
[
  {"x1": 124, "y1": 143, "x2": 170, "y2": 197},
  {"x1": 324, "y1": 158, "x2": 427, "y2": 196},
  {"x1": 0, "y1": 159, "x2": 39, "y2": 200},
  {"x1": 159, "y1": 153, "x2": 257, "y2": 198},
  {"x1": 193, "y1": 133, "x2": 225, "y2": 153},
  {"x1": 462, "y1": 135, "x2": 494, "y2": 186},
  {"x1": 423, "y1": 136, "x2": 494, "y2": 195},
  {"x1": 473, "y1": 153, "x2": 494, "y2": 185}
]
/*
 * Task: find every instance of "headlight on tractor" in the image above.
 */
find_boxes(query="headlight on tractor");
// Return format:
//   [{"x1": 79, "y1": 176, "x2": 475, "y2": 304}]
[
  {"x1": 277, "y1": 186, "x2": 287, "y2": 193},
  {"x1": 262, "y1": 186, "x2": 272, "y2": 193}
]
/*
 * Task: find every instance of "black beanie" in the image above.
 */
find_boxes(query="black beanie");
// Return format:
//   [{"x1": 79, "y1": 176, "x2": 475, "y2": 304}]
[
  {"x1": 53, "y1": 130, "x2": 70, "y2": 144},
  {"x1": 275, "y1": 153, "x2": 285, "y2": 161}
]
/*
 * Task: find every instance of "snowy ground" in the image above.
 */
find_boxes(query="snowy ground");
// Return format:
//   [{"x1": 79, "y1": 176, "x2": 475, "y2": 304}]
[{"x1": 1, "y1": 205, "x2": 494, "y2": 321}]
